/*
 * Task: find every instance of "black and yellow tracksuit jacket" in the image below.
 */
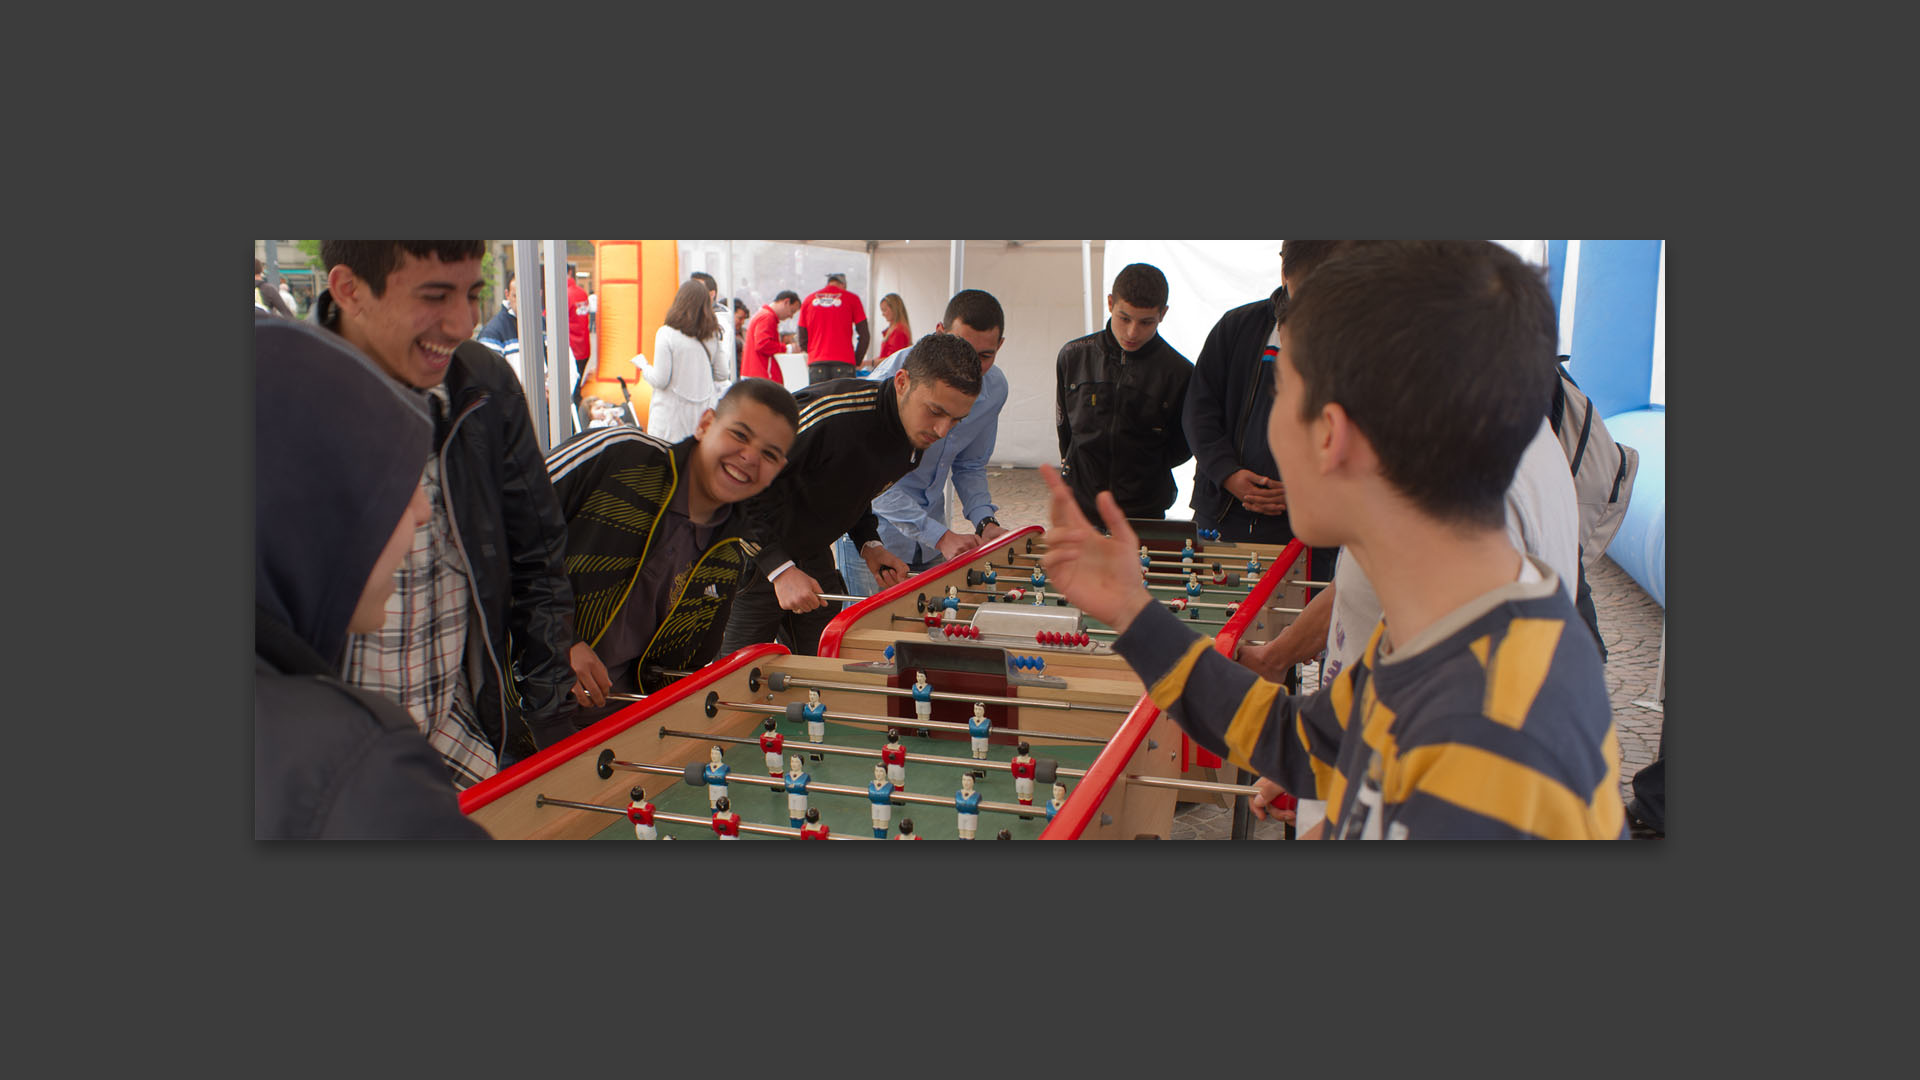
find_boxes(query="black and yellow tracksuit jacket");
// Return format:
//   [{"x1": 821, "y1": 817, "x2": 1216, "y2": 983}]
[
  {"x1": 1112, "y1": 558, "x2": 1627, "y2": 839},
  {"x1": 544, "y1": 428, "x2": 759, "y2": 695}
]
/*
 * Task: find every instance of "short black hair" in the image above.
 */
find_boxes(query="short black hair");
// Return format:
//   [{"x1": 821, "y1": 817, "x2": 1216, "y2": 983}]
[
  {"x1": 899, "y1": 819, "x2": 914, "y2": 834},
  {"x1": 1280, "y1": 240, "x2": 1558, "y2": 530},
  {"x1": 717, "y1": 377, "x2": 801, "y2": 432},
  {"x1": 765, "y1": 716, "x2": 777, "y2": 729},
  {"x1": 733, "y1": 297, "x2": 749, "y2": 314},
  {"x1": 505, "y1": 270, "x2": 515, "y2": 289},
  {"x1": 996, "y1": 829, "x2": 1012, "y2": 839},
  {"x1": 1111, "y1": 263, "x2": 1168, "y2": 310},
  {"x1": 827, "y1": 273, "x2": 847, "y2": 284},
  {"x1": 690, "y1": 271, "x2": 718, "y2": 291},
  {"x1": 900, "y1": 332, "x2": 982, "y2": 397},
  {"x1": 1017, "y1": 740, "x2": 1030, "y2": 755},
  {"x1": 1281, "y1": 241, "x2": 1354, "y2": 288},
  {"x1": 806, "y1": 807, "x2": 820, "y2": 822},
  {"x1": 320, "y1": 241, "x2": 486, "y2": 296},
  {"x1": 715, "y1": 796, "x2": 729, "y2": 812},
  {"x1": 774, "y1": 289, "x2": 800, "y2": 305},
  {"x1": 943, "y1": 289, "x2": 1004, "y2": 335},
  {"x1": 630, "y1": 786, "x2": 645, "y2": 800}
]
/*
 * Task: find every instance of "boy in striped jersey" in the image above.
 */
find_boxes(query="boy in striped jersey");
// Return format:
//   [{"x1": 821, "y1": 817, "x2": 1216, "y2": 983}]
[
  {"x1": 1041, "y1": 241, "x2": 1624, "y2": 839},
  {"x1": 721, "y1": 334, "x2": 982, "y2": 657}
]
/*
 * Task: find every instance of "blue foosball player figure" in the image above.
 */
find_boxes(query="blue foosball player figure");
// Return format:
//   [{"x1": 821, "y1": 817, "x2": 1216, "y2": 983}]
[
  {"x1": 868, "y1": 764, "x2": 896, "y2": 838},
  {"x1": 955, "y1": 774, "x2": 982, "y2": 839},
  {"x1": 911, "y1": 670, "x2": 933, "y2": 724},
  {"x1": 942, "y1": 585, "x2": 960, "y2": 615},
  {"x1": 968, "y1": 702, "x2": 991, "y2": 759},
  {"x1": 1029, "y1": 565, "x2": 1046, "y2": 590},
  {"x1": 703, "y1": 746, "x2": 730, "y2": 807},
  {"x1": 983, "y1": 565, "x2": 998, "y2": 585},
  {"x1": 1180, "y1": 539, "x2": 1195, "y2": 565},
  {"x1": 1186, "y1": 572, "x2": 1202, "y2": 598},
  {"x1": 1139, "y1": 546, "x2": 1152, "y2": 572},
  {"x1": 1246, "y1": 551, "x2": 1261, "y2": 576},
  {"x1": 785, "y1": 755, "x2": 811, "y2": 827},
  {"x1": 803, "y1": 688, "x2": 827, "y2": 743},
  {"x1": 1045, "y1": 781, "x2": 1069, "y2": 823}
]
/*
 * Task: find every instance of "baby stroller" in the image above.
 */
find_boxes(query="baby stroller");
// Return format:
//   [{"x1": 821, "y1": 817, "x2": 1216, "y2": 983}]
[{"x1": 579, "y1": 375, "x2": 642, "y2": 431}]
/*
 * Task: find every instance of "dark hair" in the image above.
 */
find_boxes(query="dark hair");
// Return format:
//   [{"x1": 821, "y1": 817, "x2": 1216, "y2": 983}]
[
  {"x1": 254, "y1": 256, "x2": 264, "y2": 276},
  {"x1": 1281, "y1": 241, "x2": 1354, "y2": 289},
  {"x1": 665, "y1": 278, "x2": 722, "y2": 340},
  {"x1": 1280, "y1": 240, "x2": 1557, "y2": 529},
  {"x1": 826, "y1": 273, "x2": 847, "y2": 284},
  {"x1": 630, "y1": 786, "x2": 645, "y2": 800},
  {"x1": 715, "y1": 796, "x2": 730, "y2": 812},
  {"x1": 505, "y1": 269, "x2": 515, "y2": 289},
  {"x1": 774, "y1": 289, "x2": 800, "y2": 305},
  {"x1": 765, "y1": 716, "x2": 777, "y2": 730},
  {"x1": 899, "y1": 819, "x2": 914, "y2": 834},
  {"x1": 900, "y1": 332, "x2": 982, "y2": 397},
  {"x1": 733, "y1": 297, "x2": 749, "y2": 314},
  {"x1": 689, "y1": 271, "x2": 718, "y2": 294},
  {"x1": 717, "y1": 377, "x2": 801, "y2": 432},
  {"x1": 320, "y1": 241, "x2": 486, "y2": 297},
  {"x1": 996, "y1": 829, "x2": 1012, "y2": 839},
  {"x1": 1017, "y1": 740, "x2": 1030, "y2": 755},
  {"x1": 806, "y1": 807, "x2": 820, "y2": 822},
  {"x1": 887, "y1": 727, "x2": 898, "y2": 740},
  {"x1": 1111, "y1": 263, "x2": 1168, "y2": 310},
  {"x1": 943, "y1": 289, "x2": 1004, "y2": 335}
]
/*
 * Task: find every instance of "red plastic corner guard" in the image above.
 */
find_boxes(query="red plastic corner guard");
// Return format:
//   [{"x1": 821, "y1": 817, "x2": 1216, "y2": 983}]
[
  {"x1": 817, "y1": 525, "x2": 1046, "y2": 658},
  {"x1": 1040, "y1": 539, "x2": 1303, "y2": 839},
  {"x1": 458, "y1": 642, "x2": 792, "y2": 817}
]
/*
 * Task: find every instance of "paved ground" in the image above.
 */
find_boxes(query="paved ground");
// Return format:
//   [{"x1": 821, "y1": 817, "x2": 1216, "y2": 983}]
[{"x1": 956, "y1": 466, "x2": 1666, "y2": 840}]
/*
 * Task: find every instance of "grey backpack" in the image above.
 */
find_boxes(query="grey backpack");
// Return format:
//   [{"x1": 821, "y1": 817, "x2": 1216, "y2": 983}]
[{"x1": 1548, "y1": 358, "x2": 1639, "y2": 568}]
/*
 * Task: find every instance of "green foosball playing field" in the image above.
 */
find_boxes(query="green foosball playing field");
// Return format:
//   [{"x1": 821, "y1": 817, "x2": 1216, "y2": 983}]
[{"x1": 591, "y1": 714, "x2": 1104, "y2": 841}]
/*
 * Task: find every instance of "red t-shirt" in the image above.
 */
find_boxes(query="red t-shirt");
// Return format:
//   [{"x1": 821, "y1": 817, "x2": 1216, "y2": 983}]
[
  {"x1": 881, "y1": 745, "x2": 906, "y2": 767},
  {"x1": 760, "y1": 732, "x2": 784, "y2": 756},
  {"x1": 567, "y1": 278, "x2": 591, "y2": 369},
  {"x1": 745, "y1": 305, "x2": 786, "y2": 383},
  {"x1": 879, "y1": 325, "x2": 910, "y2": 360},
  {"x1": 1011, "y1": 758, "x2": 1036, "y2": 780},
  {"x1": 712, "y1": 813, "x2": 742, "y2": 838},
  {"x1": 797, "y1": 284, "x2": 866, "y2": 366}
]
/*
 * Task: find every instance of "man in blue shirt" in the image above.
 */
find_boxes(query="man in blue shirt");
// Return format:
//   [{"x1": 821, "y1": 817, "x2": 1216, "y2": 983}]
[{"x1": 835, "y1": 290, "x2": 1011, "y2": 595}]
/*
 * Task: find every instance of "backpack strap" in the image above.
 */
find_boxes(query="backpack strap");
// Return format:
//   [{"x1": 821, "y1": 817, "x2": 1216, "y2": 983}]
[{"x1": 1570, "y1": 395, "x2": 1593, "y2": 477}]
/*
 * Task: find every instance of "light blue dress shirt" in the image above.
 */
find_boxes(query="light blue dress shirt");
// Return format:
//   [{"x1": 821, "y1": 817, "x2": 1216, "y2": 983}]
[{"x1": 863, "y1": 346, "x2": 1008, "y2": 562}]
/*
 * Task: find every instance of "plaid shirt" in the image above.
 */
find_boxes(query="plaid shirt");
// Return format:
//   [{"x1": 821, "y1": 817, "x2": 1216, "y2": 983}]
[{"x1": 340, "y1": 386, "x2": 499, "y2": 788}]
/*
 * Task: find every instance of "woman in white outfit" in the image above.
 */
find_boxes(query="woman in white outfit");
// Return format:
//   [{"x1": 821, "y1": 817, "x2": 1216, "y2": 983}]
[{"x1": 640, "y1": 279, "x2": 726, "y2": 443}]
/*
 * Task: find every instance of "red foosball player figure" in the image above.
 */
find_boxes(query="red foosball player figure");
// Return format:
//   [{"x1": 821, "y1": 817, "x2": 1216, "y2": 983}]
[
  {"x1": 882, "y1": 728, "x2": 908, "y2": 792},
  {"x1": 897, "y1": 818, "x2": 920, "y2": 839},
  {"x1": 760, "y1": 717, "x2": 785, "y2": 779},
  {"x1": 1010, "y1": 741, "x2": 1037, "y2": 805},
  {"x1": 627, "y1": 786, "x2": 657, "y2": 841},
  {"x1": 711, "y1": 796, "x2": 741, "y2": 840},
  {"x1": 800, "y1": 806, "x2": 830, "y2": 840}
]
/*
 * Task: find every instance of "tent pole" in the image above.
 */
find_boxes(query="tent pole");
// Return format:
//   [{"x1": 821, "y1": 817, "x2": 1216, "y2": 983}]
[
  {"x1": 948, "y1": 239, "x2": 964, "y2": 299},
  {"x1": 543, "y1": 241, "x2": 571, "y2": 450},
  {"x1": 1081, "y1": 240, "x2": 1093, "y2": 335},
  {"x1": 511, "y1": 240, "x2": 548, "y2": 443}
]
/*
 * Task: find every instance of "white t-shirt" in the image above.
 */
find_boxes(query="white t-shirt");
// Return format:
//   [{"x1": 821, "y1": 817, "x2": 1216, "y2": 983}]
[{"x1": 1322, "y1": 419, "x2": 1578, "y2": 684}]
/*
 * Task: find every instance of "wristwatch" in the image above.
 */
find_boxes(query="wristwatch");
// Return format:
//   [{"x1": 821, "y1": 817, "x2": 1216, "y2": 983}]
[{"x1": 975, "y1": 516, "x2": 999, "y2": 531}]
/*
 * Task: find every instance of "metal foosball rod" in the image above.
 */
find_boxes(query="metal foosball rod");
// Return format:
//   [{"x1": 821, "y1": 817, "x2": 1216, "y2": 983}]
[
  {"x1": 762, "y1": 671, "x2": 1134, "y2": 714},
  {"x1": 656, "y1": 727, "x2": 1089, "y2": 780},
  {"x1": 711, "y1": 699, "x2": 1113, "y2": 744},
  {"x1": 603, "y1": 758, "x2": 1046, "y2": 818},
  {"x1": 532, "y1": 794, "x2": 865, "y2": 839},
  {"x1": 1125, "y1": 776, "x2": 1264, "y2": 798}
]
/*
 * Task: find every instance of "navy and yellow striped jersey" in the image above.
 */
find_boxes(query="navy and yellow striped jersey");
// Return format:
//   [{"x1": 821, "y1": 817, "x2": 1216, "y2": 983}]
[{"x1": 1112, "y1": 558, "x2": 1625, "y2": 839}]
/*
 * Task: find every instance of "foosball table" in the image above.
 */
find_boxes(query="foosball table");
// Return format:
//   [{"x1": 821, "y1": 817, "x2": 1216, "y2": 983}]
[{"x1": 458, "y1": 526, "x2": 1317, "y2": 840}]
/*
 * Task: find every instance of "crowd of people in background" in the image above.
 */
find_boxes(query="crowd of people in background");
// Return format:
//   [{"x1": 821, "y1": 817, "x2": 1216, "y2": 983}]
[{"x1": 255, "y1": 239, "x2": 1632, "y2": 841}]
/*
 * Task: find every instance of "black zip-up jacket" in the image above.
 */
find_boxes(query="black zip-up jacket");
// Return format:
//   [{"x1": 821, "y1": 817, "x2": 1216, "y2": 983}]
[
  {"x1": 743, "y1": 377, "x2": 921, "y2": 577},
  {"x1": 1184, "y1": 286, "x2": 1286, "y2": 524},
  {"x1": 315, "y1": 292, "x2": 576, "y2": 762},
  {"x1": 1055, "y1": 323, "x2": 1194, "y2": 518}
]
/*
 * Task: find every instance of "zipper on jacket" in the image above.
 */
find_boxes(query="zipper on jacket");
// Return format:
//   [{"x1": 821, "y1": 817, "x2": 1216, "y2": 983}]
[
  {"x1": 637, "y1": 536, "x2": 747, "y2": 678},
  {"x1": 589, "y1": 451, "x2": 676, "y2": 649},
  {"x1": 437, "y1": 393, "x2": 518, "y2": 764}
]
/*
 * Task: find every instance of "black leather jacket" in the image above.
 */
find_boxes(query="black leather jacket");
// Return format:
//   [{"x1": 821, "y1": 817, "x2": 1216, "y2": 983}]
[
  {"x1": 316, "y1": 292, "x2": 576, "y2": 762},
  {"x1": 1055, "y1": 323, "x2": 1194, "y2": 518}
]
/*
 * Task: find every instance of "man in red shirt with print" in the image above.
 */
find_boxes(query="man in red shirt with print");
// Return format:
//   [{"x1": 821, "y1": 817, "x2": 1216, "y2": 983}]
[
  {"x1": 745, "y1": 290, "x2": 803, "y2": 384},
  {"x1": 796, "y1": 273, "x2": 869, "y2": 384}
]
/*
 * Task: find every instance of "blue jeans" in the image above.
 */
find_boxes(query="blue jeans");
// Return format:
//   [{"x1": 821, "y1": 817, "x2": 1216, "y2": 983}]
[{"x1": 833, "y1": 535, "x2": 939, "y2": 598}]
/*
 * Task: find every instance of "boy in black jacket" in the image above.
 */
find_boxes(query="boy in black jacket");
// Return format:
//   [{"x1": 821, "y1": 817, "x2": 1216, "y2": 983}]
[{"x1": 722, "y1": 333, "x2": 982, "y2": 656}]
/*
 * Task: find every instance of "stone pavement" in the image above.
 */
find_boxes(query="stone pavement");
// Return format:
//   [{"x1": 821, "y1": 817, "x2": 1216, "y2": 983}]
[{"x1": 948, "y1": 466, "x2": 1666, "y2": 840}]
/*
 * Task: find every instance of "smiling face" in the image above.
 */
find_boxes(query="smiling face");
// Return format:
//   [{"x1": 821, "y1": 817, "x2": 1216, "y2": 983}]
[
  {"x1": 891, "y1": 371, "x2": 975, "y2": 450},
  {"x1": 937, "y1": 318, "x2": 1003, "y2": 375},
  {"x1": 689, "y1": 399, "x2": 793, "y2": 511},
  {"x1": 1106, "y1": 296, "x2": 1165, "y2": 353},
  {"x1": 331, "y1": 251, "x2": 485, "y2": 389}
]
